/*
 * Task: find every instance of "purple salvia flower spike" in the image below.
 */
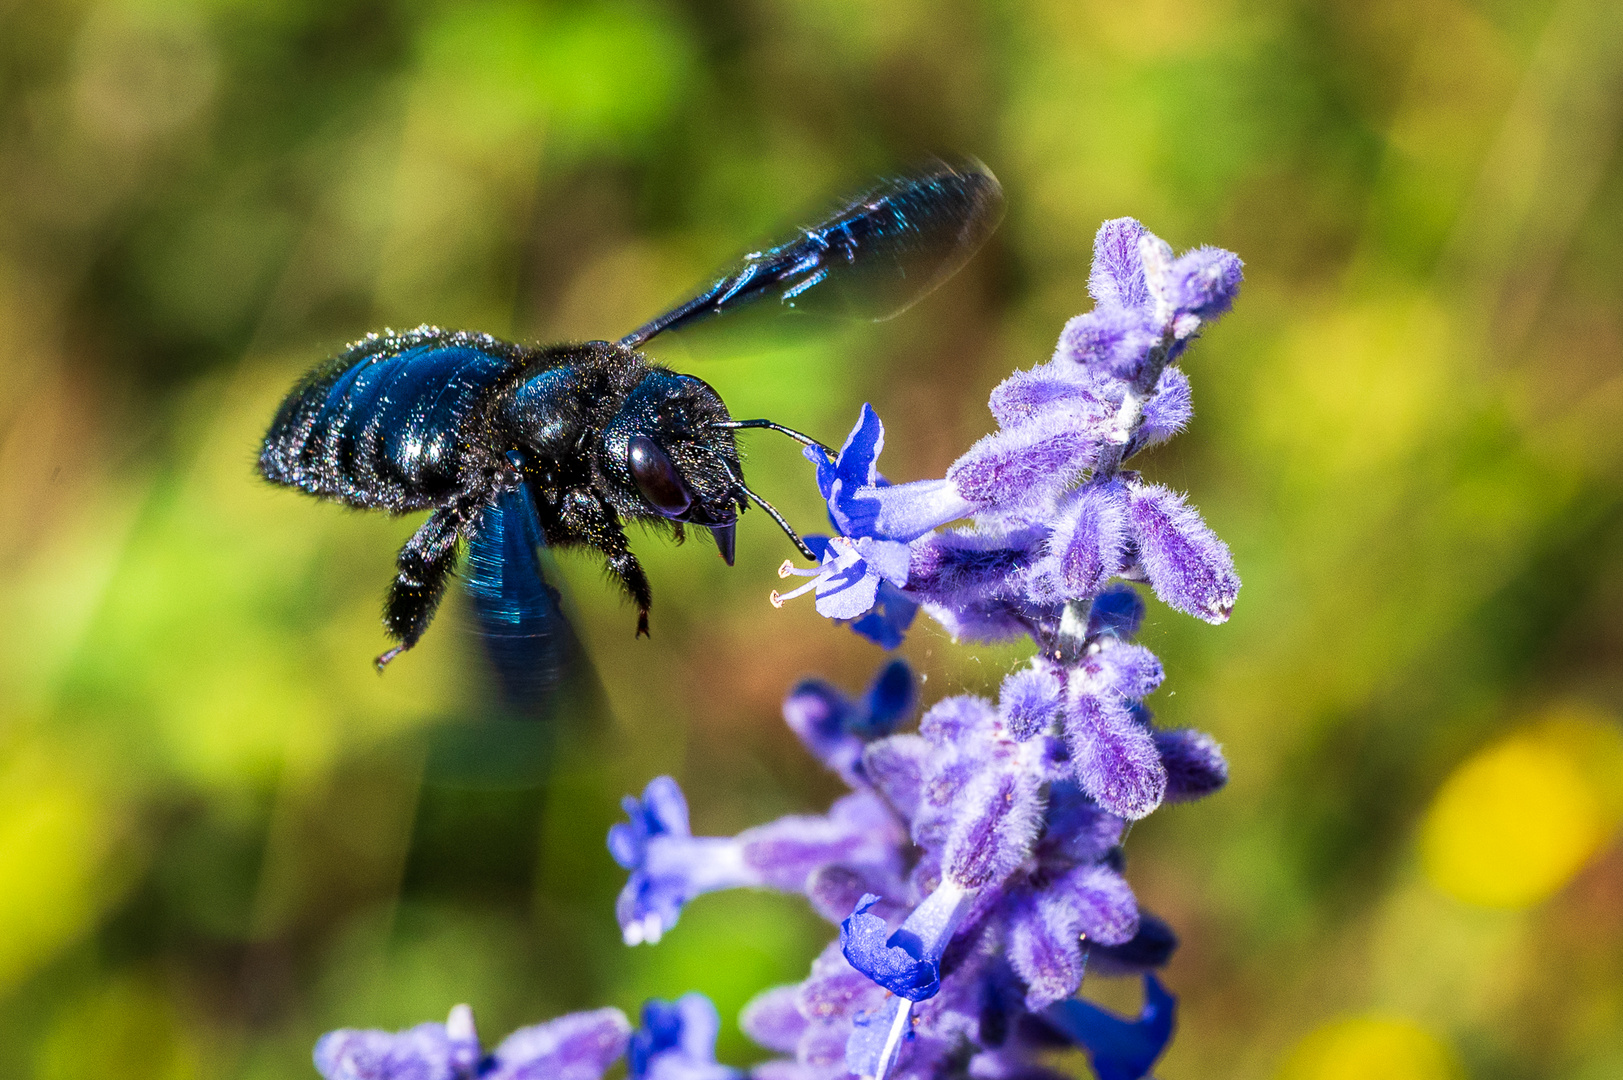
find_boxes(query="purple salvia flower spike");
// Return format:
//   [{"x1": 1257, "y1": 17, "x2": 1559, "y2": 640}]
[
  {"x1": 1126, "y1": 480, "x2": 1240, "y2": 624},
  {"x1": 316, "y1": 212, "x2": 1248, "y2": 1080}
]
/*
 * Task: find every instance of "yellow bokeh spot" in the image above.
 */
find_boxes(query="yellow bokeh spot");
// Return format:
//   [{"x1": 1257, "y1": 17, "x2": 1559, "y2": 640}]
[
  {"x1": 1279, "y1": 1016, "x2": 1461, "y2": 1080},
  {"x1": 34, "y1": 975, "x2": 199, "y2": 1080},
  {"x1": 1421, "y1": 708, "x2": 1623, "y2": 908},
  {"x1": 0, "y1": 751, "x2": 119, "y2": 993}
]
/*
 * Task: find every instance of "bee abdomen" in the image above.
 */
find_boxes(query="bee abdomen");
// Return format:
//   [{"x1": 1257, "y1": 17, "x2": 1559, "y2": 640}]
[{"x1": 259, "y1": 331, "x2": 520, "y2": 512}]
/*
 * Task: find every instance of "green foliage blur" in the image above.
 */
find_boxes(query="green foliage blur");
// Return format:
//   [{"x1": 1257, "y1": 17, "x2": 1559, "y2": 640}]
[{"x1": 1, "y1": 0, "x2": 1621, "y2": 1077}]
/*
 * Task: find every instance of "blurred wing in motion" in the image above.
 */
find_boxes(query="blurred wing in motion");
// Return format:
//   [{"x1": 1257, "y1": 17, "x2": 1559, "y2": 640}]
[
  {"x1": 619, "y1": 158, "x2": 1004, "y2": 348},
  {"x1": 464, "y1": 485, "x2": 572, "y2": 715}
]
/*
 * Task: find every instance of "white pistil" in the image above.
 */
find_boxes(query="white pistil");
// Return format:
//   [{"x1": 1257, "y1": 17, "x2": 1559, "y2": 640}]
[{"x1": 868, "y1": 997, "x2": 913, "y2": 1080}]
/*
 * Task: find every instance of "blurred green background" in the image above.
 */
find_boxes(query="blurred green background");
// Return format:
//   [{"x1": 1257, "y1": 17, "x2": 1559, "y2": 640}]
[{"x1": 2, "y1": 0, "x2": 1621, "y2": 1077}]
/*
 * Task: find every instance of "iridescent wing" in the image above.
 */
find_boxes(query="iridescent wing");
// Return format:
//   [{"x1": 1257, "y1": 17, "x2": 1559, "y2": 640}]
[
  {"x1": 463, "y1": 484, "x2": 575, "y2": 715},
  {"x1": 619, "y1": 159, "x2": 1004, "y2": 348}
]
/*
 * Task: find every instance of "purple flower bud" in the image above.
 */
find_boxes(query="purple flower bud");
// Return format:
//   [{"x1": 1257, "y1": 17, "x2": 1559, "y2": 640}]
[
  {"x1": 1007, "y1": 864, "x2": 1139, "y2": 1010},
  {"x1": 947, "y1": 417, "x2": 1100, "y2": 510},
  {"x1": 1154, "y1": 728, "x2": 1229, "y2": 802},
  {"x1": 942, "y1": 769, "x2": 1044, "y2": 890},
  {"x1": 1089, "y1": 640, "x2": 1164, "y2": 700},
  {"x1": 908, "y1": 525, "x2": 1038, "y2": 610},
  {"x1": 628, "y1": 995, "x2": 740, "y2": 1080},
  {"x1": 1056, "y1": 306, "x2": 1162, "y2": 380},
  {"x1": 1126, "y1": 481, "x2": 1240, "y2": 624},
  {"x1": 1129, "y1": 367, "x2": 1192, "y2": 455},
  {"x1": 988, "y1": 363, "x2": 1106, "y2": 428},
  {"x1": 1165, "y1": 247, "x2": 1243, "y2": 321},
  {"x1": 1088, "y1": 218, "x2": 1152, "y2": 311},
  {"x1": 1064, "y1": 684, "x2": 1166, "y2": 820},
  {"x1": 740, "y1": 792, "x2": 905, "y2": 891},
  {"x1": 490, "y1": 1009, "x2": 634, "y2": 1080},
  {"x1": 1043, "y1": 974, "x2": 1175, "y2": 1080},
  {"x1": 739, "y1": 987, "x2": 806, "y2": 1055},
  {"x1": 999, "y1": 664, "x2": 1063, "y2": 741},
  {"x1": 782, "y1": 662, "x2": 916, "y2": 785},
  {"x1": 918, "y1": 694, "x2": 998, "y2": 748},
  {"x1": 862, "y1": 734, "x2": 930, "y2": 820},
  {"x1": 314, "y1": 1009, "x2": 480, "y2": 1080},
  {"x1": 1031, "y1": 480, "x2": 1130, "y2": 603}
]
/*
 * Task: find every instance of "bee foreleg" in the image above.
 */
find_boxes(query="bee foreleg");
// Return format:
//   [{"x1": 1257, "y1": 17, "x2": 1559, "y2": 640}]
[{"x1": 558, "y1": 489, "x2": 652, "y2": 637}]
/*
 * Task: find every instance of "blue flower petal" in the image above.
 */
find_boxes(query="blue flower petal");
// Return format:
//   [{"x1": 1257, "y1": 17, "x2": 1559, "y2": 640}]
[
  {"x1": 1044, "y1": 974, "x2": 1176, "y2": 1080},
  {"x1": 840, "y1": 895, "x2": 941, "y2": 1002}
]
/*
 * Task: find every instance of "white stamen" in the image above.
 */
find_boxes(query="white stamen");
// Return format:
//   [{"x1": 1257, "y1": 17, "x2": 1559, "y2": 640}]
[{"x1": 770, "y1": 577, "x2": 821, "y2": 609}]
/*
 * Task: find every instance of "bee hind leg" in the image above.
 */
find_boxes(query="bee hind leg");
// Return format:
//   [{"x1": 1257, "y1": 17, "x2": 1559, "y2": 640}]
[{"x1": 378, "y1": 505, "x2": 472, "y2": 671}]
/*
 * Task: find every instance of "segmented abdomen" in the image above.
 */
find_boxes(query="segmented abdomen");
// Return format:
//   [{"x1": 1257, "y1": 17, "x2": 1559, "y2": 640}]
[{"x1": 259, "y1": 329, "x2": 524, "y2": 511}]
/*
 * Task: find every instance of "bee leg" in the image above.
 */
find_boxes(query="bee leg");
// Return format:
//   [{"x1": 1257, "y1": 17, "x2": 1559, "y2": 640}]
[
  {"x1": 378, "y1": 506, "x2": 467, "y2": 670},
  {"x1": 559, "y1": 489, "x2": 652, "y2": 637}
]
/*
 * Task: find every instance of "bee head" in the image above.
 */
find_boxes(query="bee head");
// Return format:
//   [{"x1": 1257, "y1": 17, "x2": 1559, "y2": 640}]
[{"x1": 599, "y1": 369, "x2": 744, "y2": 563}]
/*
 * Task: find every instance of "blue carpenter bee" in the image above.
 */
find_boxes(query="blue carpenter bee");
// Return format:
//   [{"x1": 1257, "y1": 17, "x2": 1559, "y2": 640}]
[{"x1": 259, "y1": 160, "x2": 1003, "y2": 707}]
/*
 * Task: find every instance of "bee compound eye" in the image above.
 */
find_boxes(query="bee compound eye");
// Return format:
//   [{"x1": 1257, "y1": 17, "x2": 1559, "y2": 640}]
[{"x1": 627, "y1": 435, "x2": 693, "y2": 518}]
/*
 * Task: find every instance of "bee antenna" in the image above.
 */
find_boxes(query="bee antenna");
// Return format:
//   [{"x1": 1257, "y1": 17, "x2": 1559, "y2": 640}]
[
  {"x1": 714, "y1": 418, "x2": 834, "y2": 455},
  {"x1": 717, "y1": 459, "x2": 818, "y2": 562}
]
